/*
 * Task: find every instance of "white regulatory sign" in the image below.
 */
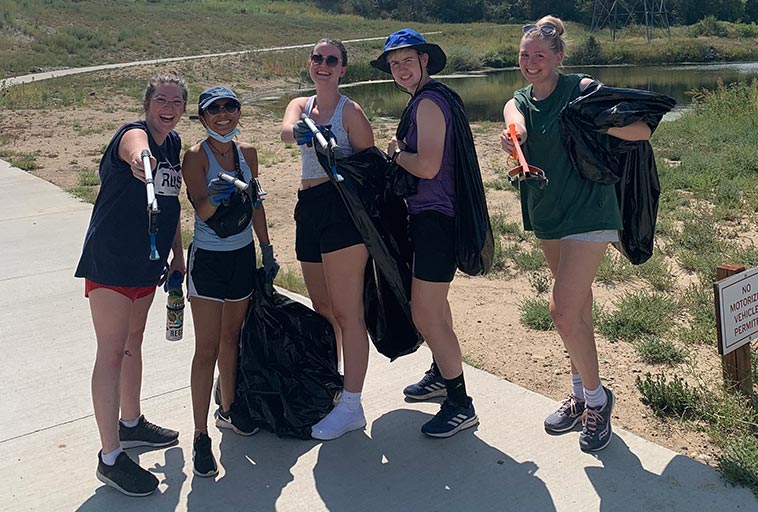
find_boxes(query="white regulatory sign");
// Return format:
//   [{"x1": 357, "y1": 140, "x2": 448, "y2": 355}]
[{"x1": 715, "y1": 266, "x2": 758, "y2": 355}]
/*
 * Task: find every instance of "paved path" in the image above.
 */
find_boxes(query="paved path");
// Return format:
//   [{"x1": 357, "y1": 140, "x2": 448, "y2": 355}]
[{"x1": 1, "y1": 161, "x2": 756, "y2": 511}]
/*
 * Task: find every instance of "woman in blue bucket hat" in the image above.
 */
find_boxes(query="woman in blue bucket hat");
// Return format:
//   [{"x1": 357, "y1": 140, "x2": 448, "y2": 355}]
[{"x1": 372, "y1": 29, "x2": 489, "y2": 438}]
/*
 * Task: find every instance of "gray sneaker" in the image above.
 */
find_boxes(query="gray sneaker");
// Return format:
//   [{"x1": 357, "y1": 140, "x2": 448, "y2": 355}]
[
  {"x1": 544, "y1": 394, "x2": 586, "y2": 434},
  {"x1": 579, "y1": 387, "x2": 615, "y2": 453}
]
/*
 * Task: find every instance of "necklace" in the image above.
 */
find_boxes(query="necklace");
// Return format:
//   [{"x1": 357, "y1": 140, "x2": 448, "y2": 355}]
[{"x1": 207, "y1": 140, "x2": 232, "y2": 157}]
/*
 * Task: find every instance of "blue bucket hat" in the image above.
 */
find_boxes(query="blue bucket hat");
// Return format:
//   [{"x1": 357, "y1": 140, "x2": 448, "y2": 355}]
[
  {"x1": 197, "y1": 85, "x2": 239, "y2": 115},
  {"x1": 370, "y1": 29, "x2": 447, "y2": 75}
]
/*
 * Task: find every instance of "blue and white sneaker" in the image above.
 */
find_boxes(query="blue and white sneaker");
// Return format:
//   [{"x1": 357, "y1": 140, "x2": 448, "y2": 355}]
[
  {"x1": 421, "y1": 398, "x2": 479, "y2": 438},
  {"x1": 403, "y1": 363, "x2": 447, "y2": 400},
  {"x1": 579, "y1": 387, "x2": 615, "y2": 453}
]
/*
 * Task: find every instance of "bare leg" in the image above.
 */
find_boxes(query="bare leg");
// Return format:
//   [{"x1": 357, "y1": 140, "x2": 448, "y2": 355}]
[
  {"x1": 89, "y1": 288, "x2": 154, "y2": 453},
  {"x1": 190, "y1": 297, "x2": 223, "y2": 435},
  {"x1": 119, "y1": 291, "x2": 156, "y2": 421},
  {"x1": 322, "y1": 244, "x2": 370, "y2": 393},
  {"x1": 301, "y1": 261, "x2": 343, "y2": 366},
  {"x1": 541, "y1": 239, "x2": 607, "y2": 390},
  {"x1": 217, "y1": 297, "x2": 250, "y2": 411},
  {"x1": 410, "y1": 278, "x2": 462, "y2": 379}
]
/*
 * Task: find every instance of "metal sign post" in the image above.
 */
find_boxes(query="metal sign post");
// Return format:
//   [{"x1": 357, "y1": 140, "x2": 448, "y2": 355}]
[{"x1": 714, "y1": 264, "x2": 755, "y2": 397}]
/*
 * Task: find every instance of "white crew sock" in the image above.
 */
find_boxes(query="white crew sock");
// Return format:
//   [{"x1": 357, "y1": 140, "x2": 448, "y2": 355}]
[
  {"x1": 340, "y1": 391, "x2": 362, "y2": 411},
  {"x1": 571, "y1": 373, "x2": 585, "y2": 401},
  {"x1": 584, "y1": 383, "x2": 608, "y2": 410}
]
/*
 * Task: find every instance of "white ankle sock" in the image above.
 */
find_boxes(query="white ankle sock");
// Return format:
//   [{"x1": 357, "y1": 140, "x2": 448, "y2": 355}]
[
  {"x1": 119, "y1": 416, "x2": 140, "y2": 428},
  {"x1": 340, "y1": 391, "x2": 362, "y2": 411},
  {"x1": 584, "y1": 384, "x2": 608, "y2": 409},
  {"x1": 101, "y1": 447, "x2": 123, "y2": 466},
  {"x1": 571, "y1": 373, "x2": 585, "y2": 401}
]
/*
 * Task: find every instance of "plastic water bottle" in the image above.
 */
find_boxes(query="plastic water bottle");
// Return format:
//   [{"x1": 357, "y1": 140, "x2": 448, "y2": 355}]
[{"x1": 166, "y1": 271, "x2": 184, "y2": 342}]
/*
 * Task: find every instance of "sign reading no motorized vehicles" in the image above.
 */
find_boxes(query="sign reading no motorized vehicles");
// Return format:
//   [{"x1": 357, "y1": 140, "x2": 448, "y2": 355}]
[{"x1": 714, "y1": 266, "x2": 758, "y2": 355}]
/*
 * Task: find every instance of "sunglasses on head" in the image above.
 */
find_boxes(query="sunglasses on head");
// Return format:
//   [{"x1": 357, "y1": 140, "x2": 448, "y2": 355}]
[
  {"x1": 204, "y1": 101, "x2": 241, "y2": 115},
  {"x1": 522, "y1": 24, "x2": 557, "y2": 37},
  {"x1": 310, "y1": 53, "x2": 341, "y2": 68}
]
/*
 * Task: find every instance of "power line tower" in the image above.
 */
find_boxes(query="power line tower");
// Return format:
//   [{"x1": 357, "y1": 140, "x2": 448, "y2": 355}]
[{"x1": 591, "y1": 0, "x2": 671, "y2": 42}]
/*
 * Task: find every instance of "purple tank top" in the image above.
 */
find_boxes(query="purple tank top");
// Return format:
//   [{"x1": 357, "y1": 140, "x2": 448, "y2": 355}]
[{"x1": 405, "y1": 89, "x2": 455, "y2": 216}]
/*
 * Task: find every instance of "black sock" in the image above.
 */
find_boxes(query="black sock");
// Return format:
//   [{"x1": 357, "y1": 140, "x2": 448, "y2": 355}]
[{"x1": 444, "y1": 373, "x2": 469, "y2": 407}]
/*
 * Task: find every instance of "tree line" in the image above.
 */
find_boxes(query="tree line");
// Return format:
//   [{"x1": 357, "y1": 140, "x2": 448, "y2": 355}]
[{"x1": 308, "y1": 0, "x2": 758, "y2": 25}]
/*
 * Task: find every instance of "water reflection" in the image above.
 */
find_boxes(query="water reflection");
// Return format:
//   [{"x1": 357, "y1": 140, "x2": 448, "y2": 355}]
[{"x1": 260, "y1": 62, "x2": 758, "y2": 122}]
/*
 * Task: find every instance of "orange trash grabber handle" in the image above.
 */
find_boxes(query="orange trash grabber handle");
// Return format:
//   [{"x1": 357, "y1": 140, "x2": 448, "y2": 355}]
[{"x1": 505, "y1": 123, "x2": 548, "y2": 189}]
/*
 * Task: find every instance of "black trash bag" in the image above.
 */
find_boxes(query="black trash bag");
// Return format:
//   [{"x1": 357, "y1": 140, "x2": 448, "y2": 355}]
[
  {"x1": 559, "y1": 81, "x2": 676, "y2": 264},
  {"x1": 315, "y1": 144, "x2": 422, "y2": 360},
  {"x1": 393, "y1": 80, "x2": 494, "y2": 276},
  {"x1": 234, "y1": 269, "x2": 343, "y2": 439}
]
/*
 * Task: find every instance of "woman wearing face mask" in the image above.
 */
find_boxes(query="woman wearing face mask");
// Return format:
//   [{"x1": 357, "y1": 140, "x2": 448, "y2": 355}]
[
  {"x1": 75, "y1": 72, "x2": 186, "y2": 496},
  {"x1": 280, "y1": 39, "x2": 375, "y2": 441},
  {"x1": 501, "y1": 16, "x2": 651, "y2": 453},
  {"x1": 371, "y1": 29, "x2": 481, "y2": 438},
  {"x1": 182, "y1": 86, "x2": 278, "y2": 476}
]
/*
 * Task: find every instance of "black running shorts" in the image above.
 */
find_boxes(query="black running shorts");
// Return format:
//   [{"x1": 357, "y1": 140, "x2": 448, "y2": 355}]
[
  {"x1": 410, "y1": 210, "x2": 457, "y2": 283},
  {"x1": 187, "y1": 242, "x2": 255, "y2": 302}
]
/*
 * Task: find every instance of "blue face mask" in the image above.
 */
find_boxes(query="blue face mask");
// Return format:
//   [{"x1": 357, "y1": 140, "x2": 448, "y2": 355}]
[{"x1": 206, "y1": 127, "x2": 240, "y2": 143}]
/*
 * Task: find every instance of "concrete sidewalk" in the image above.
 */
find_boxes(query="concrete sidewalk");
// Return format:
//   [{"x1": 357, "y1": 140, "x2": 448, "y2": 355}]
[{"x1": 1, "y1": 159, "x2": 755, "y2": 511}]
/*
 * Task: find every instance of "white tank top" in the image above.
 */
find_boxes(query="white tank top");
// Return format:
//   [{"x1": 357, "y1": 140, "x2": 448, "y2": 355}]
[{"x1": 300, "y1": 95, "x2": 354, "y2": 179}]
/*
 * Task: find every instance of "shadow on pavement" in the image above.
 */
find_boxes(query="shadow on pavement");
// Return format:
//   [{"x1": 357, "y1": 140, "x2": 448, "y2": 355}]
[{"x1": 314, "y1": 408, "x2": 557, "y2": 512}]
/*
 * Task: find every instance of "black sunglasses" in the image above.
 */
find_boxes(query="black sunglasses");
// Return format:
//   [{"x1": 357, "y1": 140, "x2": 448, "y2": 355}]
[
  {"x1": 310, "y1": 53, "x2": 341, "y2": 68},
  {"x1": 204, "y1": 101, "x2": 241, "y2": 115}
]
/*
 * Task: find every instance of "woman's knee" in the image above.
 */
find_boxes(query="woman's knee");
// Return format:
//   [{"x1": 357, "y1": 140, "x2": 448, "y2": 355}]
[
  {"x1": 549, "y1": 301, "x2": 583, "y2": 337},
  {"x1": 193, "y1": 341, "x2": 219, "y2": 366}
]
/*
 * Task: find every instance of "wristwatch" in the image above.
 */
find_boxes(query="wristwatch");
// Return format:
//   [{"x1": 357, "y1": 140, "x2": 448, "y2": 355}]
[{"x1": 391, "y1": 148, "x2": 403, "y2": 163}]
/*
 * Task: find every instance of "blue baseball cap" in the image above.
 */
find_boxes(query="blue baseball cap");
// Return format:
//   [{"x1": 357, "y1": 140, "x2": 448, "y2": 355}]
[
  {"x1": 370, "y1": 29, "x2": 446, "y2": 75},
  {"x1": 197, "y1": 86, "x2": 239, "y2": 115}
]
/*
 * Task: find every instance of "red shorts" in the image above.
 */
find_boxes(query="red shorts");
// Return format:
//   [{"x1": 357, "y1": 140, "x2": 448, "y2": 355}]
[{"x1": 85, "y1": 279, "x2": 155, "y2": 302}]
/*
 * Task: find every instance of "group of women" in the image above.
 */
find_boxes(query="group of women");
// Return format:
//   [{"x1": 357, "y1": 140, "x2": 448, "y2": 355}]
[{"x1": 75, "y1": 15, "x2": 653, "y2": 497}]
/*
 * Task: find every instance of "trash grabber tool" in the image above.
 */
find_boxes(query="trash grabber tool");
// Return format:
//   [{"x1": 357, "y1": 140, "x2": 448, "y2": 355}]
[
  {"x1": 300, "y1": 113, "x2": 344, "y2": 182},
  {"x1": 506, "y1": 124, "x2": 548, "y2": 189},
  {"x1": 217, "y1": 172, "x2": 267, "y2": 207},
  {"x1": 141, "y1": 149, "x2": 160, "y2": 261}
]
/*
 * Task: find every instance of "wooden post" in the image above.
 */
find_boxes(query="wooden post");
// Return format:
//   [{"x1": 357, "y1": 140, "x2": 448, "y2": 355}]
[{"x1": 716, "y1": 264, "x2": 754, "y2": 397}]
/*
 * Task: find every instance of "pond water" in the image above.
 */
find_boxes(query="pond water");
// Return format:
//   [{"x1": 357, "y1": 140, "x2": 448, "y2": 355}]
[{"x1": 260, "y1": 62, "x2": 758, "y2": 122}]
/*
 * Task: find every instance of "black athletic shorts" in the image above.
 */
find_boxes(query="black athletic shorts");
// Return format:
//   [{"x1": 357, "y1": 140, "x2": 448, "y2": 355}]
[
  {"x1": 410, "y1": 210, "x2": 457, "y2": 283},
  {"x1": 187, "y1": 242, "x2": 255, "y2": 302},
  {"x1": 294, "y1": 181, "x2": 364, "y2": 263}
]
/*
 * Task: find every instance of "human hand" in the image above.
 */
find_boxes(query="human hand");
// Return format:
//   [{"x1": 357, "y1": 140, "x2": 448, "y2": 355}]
[
  {"x1": 129, "y1": 153, "x2": 157, "y2": 183},
  {"x1": 293, "y1": 120, "x2": 316, "y2": 146},
  {"x1": 260, "y1": 242, "x2": 280, "y2": 281},
  {"x1": 500, "y1": 127, "x2": 526, "y2": 155},
  {"x1": 207, "y1": 177, "x2": 235, "y2": 207},
  {"x1": 387, "y1": 136, "x2": 406, "y2": 156}
]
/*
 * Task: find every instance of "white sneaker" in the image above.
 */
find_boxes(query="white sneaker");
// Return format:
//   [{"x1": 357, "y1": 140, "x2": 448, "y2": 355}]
[{"x1": 311, "y1": 400, "x2": 366, "y2": 440}]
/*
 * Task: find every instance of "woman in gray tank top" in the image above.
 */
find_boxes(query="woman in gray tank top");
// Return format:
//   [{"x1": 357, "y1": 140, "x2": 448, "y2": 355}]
[{"x1": 280, "y1": 38, "x2": 375, "y2": 441}]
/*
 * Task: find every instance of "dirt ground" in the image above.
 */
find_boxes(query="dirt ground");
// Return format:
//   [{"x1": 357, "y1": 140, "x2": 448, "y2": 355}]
[{"x1": 0, "y1": 78, "x2": 722, "y2": 467}]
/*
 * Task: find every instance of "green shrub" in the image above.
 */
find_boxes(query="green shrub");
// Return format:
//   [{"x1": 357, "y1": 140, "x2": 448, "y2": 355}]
[
  {"x1": 718, "y1": 436, "x2": 758, "y2": 496},
  {"x1": 597, "y1": 291, "x2": 678, "y2": 342},
  {"x1": 633, "y1": 335, "x2": 688, "y2": 365},
  {"x1": 635, "y1": 373, "x2": 700, "y2": 418},
  {"x1": 519, "y1": 297, "x2": 553, "y2": 331}
]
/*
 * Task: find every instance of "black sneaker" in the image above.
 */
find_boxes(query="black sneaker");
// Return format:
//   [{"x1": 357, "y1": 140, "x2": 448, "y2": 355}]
[
  {"x1": 96, "y1": 451, "x2": 158, "y2": 497},
  {"x1": 215, "y1": 402, "x2": 259, "y2": 436},
  {"x1": 192, "y1": 433, "x2": 218, "y2": 478},
  {"x1": 421, "y1": 398, "x2": 479, "y2": 438},
  {"x1": 579, "y1": 387, "x2": 616, "y2": 453},
  {"x1": 403, "y1": 362, "x2": 447, "y2": 401},
  {"x1": 119, "y1": 415, "x2": 179, "y2": 449},
  {"x1": 544, "y1": 394, "x2": 586, "y2": 434}
]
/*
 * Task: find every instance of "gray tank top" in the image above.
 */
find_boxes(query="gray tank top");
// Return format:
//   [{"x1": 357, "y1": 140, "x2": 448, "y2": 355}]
[{"x1": 300, "y1": 95, "x2": 353, "y2": 179}]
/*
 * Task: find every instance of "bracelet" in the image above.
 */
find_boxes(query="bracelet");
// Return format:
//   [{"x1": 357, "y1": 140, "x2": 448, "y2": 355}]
[{"x1": 391, "y1": 148, "x2": 403, "y2": 163}]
